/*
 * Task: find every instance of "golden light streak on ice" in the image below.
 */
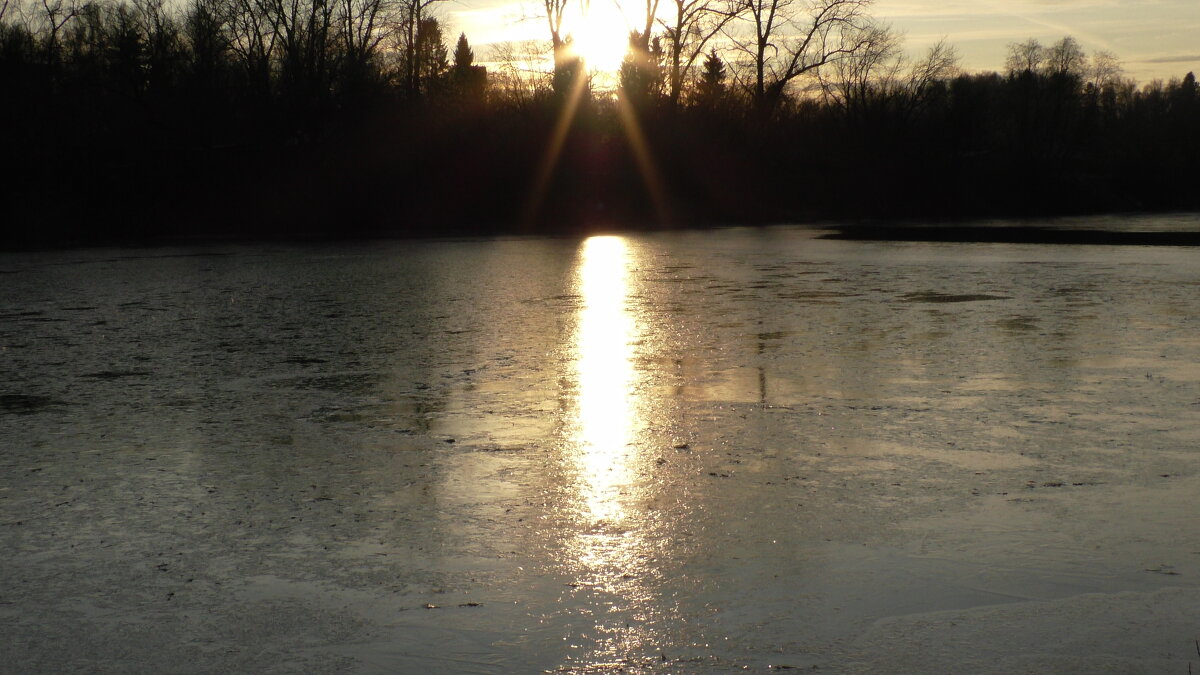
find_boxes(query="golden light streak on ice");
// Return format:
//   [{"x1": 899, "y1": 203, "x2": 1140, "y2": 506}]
[
  {"x1": 563, "y1": 235, "x2": 670, "y2": 672},
  {"x1": 572, "y1": 235, "x2": 637, "y2": 525}
]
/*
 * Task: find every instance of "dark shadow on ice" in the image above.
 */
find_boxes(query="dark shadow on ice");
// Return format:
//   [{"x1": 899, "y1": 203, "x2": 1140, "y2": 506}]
[{"x1": 0, "y1": 394, "x2": 63, "y2": 414}]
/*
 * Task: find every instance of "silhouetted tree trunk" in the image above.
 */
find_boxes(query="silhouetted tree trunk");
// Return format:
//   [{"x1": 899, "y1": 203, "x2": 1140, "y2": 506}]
[
  {"x1": 219, "y1": 0, "x2": 277, "y2": 98},
  {"x1": 38, "y1": 0, "x2": 81, "y2": 67},
  {"x1": 337, "y1": 0, "x2": 393, "y2": 98},
  {"x1": 269, "y1": 0, "x2": 336, "y2": 108},
  {"x1": 542, "y1": 0, "x2": 576, "y2": 95},
  {"x1": 180, "y1": 0, "x2": 231, "y2": 145},
  {"x1": 184, "y1": 0, "x2": 227, "y2": 86},
  {"x1": 106, "y1": 3, "x2": 147, "y2": 96},
  {"x1": 398, "y1": 0, "x2": 443, "y2": 98},
  {"x1": 136, "y1": 0, "x2": 184, "y2": 95},
  {"x1": 631, "y1": 0, "x2": 657, "y2": 55}
]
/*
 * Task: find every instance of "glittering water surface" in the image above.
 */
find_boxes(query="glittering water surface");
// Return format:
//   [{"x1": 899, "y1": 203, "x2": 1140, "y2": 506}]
[{"x1": 3, "y1": 220, "x2": 1200, "y2": 673}]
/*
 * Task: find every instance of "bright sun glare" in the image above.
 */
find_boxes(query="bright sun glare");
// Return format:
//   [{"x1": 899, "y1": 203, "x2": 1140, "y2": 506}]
[
  {"x1": 567, "y1": 1, "x2": 631, "y2": 73},
  {"x1": 574, "y1": 235, "x2": 636, "y2": 523}
]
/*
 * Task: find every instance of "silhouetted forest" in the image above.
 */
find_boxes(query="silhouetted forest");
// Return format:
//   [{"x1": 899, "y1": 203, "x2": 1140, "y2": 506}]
[{"x1": 2, "y1": 0, "x2": 1199, "y2": 246}]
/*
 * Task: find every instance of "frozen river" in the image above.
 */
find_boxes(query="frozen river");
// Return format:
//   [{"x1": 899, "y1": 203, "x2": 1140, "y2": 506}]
[{"x1": 3, "y1": 219, "x2": 1200, "y2": 672}]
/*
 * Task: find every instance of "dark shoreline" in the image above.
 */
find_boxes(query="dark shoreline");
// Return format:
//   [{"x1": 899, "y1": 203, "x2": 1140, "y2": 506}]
[
  {"x1": 6, "y1": 212, "x2": 1200, "y2": 253},
  {"x1": 819, "y1": 222, "x2": 1200, "y2": 246}
]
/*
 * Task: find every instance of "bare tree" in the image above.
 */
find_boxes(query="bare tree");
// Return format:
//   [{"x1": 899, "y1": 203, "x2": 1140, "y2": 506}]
[
  {"x1": 36, "y1": 0, "x2": 80, "y2": 62},
  {"x1": 1089, "y1": 49, "x2": 1122, "y2": 89},
  {"x1": 657, "y1": 0, "x2": 736, "y2": 106},
  {"x1": 900, "y1": 38, "x2": 957, "y2": 112},
  {"x1": 219, "y1": 0, "x2": 278, "y2": 91},
  {"x1": 338, "y1": 0, "x2": 394, "y2": 90},
  {"x1": 817, "y1": 21, "x2": 896, "y2": 118},
  {"x1": 489, "y1": 38, "x2": 553, "y2": 104},
  {"x1": 616, "y1": 0, "x2": 664, "y2": 102},
  {"x1": 820, "y1": 27, "x2": 956, "y2": 123},
  {"x1": 133, "y1": 0, "x2": 184, "y2": 92},
  {"x1": 726, "y1": 0, "x2": 874, "y2": 114},
  {"x1": 541, "y1": 0, "x2": 573, "y2": 92},
  {"x1": 542, "y1": 0, "x2": 566, "y2": 51},
  {"x1": 180, "y1": 0, "x2": 230, "y2": 125},
  {"x1": 1004, "y1": 37, "x2": 1043, "y2": 76},
  {"x1": 629, "y1": 0, "x2": 658, "y2": 54},
  {"x1": 265, "y1": 0, "x2": 338, "y2": 102},
  {"x1": 1043, "y1": 35, "x2": 1085, "y2": 79},
  {"x1": 60, "y1": 0, "x2": 101, "y2": 67},
  {"x1": 183, "y1": 0, "x2": 227, "y2": 64},
  {"x1": 397, "y1": 0, "x2": 445, "y2": 96},
  {"x1": 0, "y1": 0, "x2": 17, "y2": 24},
  {"x1": 1082, "y1": 48, "x2": 1125, "y2": 114}
]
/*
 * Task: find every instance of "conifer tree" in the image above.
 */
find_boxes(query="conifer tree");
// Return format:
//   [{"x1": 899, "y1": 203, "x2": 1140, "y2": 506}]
[
  {"x1": 620, "y1": 32, "x2": 664, "y2": 107},
  {"x1": 453, "y1": 32, "x2": 472, "y2": 70},
  {"x1": 694, "y1": 48, "x2": 725, "y2": 106}
]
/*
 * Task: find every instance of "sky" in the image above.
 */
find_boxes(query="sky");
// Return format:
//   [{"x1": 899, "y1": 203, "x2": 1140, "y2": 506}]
[{"x1": 444, "y1": 0, "x2": 1200, "y2": 84}]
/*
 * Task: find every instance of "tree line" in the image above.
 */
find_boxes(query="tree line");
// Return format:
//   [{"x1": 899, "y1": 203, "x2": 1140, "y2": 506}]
[{"x1": 1, "y1": 0, "x2": 1198, "y2": 246}]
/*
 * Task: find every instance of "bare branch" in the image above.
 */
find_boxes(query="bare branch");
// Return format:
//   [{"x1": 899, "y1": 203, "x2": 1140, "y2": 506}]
[{"x1": 727, "y1": 0, "x2": 873, "y2": 112}]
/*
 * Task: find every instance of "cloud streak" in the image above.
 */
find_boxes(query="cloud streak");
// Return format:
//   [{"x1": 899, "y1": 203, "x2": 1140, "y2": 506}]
[{"x1": 1141, "y1": 54, "x2": 1200, "y2": 64}]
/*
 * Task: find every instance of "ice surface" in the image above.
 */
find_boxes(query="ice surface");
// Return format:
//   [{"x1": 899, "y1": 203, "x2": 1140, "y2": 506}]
[{"x1": 2, "y1": 220, "x2": 1199, "y2": 672}]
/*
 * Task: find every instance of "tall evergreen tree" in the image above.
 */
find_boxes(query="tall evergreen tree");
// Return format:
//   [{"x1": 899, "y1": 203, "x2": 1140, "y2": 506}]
[
  {"x1": 452, "y1": 32, "x2": 472, "y2": 70},
  {"x1": 619, "y1": 32, "x2": 663, "y2": 107},
  {"x1": 693, "y1": 48, "x2": 725, "y2": 106},
  {"x1": 416, "y1": 17, "x2": 448, "y2": 88}
]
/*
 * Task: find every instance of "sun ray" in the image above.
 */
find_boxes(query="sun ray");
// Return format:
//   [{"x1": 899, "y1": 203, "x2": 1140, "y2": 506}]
[
  {"x1": 615, "y1": 95, "x2": 671, "y2": 226},
  {"x1": 521, "y1": 65, "x2": 590, "y2": 228}
]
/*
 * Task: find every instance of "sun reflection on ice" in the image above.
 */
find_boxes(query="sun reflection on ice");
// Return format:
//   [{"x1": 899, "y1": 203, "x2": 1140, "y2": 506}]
[
  {"x1": 559, "y1": 234, "x2": 676, "y2": 667},
  {"x1": 564, "y1": 234, "x2": 663, "y2": 665},
  {"x1": 574, "y1": 235, "x2": 637, "y2": 525}
]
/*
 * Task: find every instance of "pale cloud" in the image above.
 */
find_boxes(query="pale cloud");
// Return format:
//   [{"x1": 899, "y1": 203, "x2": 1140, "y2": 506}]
[
  {"x1": 878, "y1": 0, "x2": 1177, "y2": 15},
  {"x1": 446, "y1": 1, "x2": 546, "y2": 45},
  {"x1": 877, "y1": 0, "x2": 1122, "y2": 19},
  {"x1": 872, "y1": 0, "x2": 1200, "y2": 78},
  {"x1": 1142, "y1": 54, "x2": 1200, "y2": 64}
]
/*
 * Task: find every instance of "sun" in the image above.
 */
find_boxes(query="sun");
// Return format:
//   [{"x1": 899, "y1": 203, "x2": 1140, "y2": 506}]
[{"x1": 566, "y1": 1, "x2": 631, "y2": 73}]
